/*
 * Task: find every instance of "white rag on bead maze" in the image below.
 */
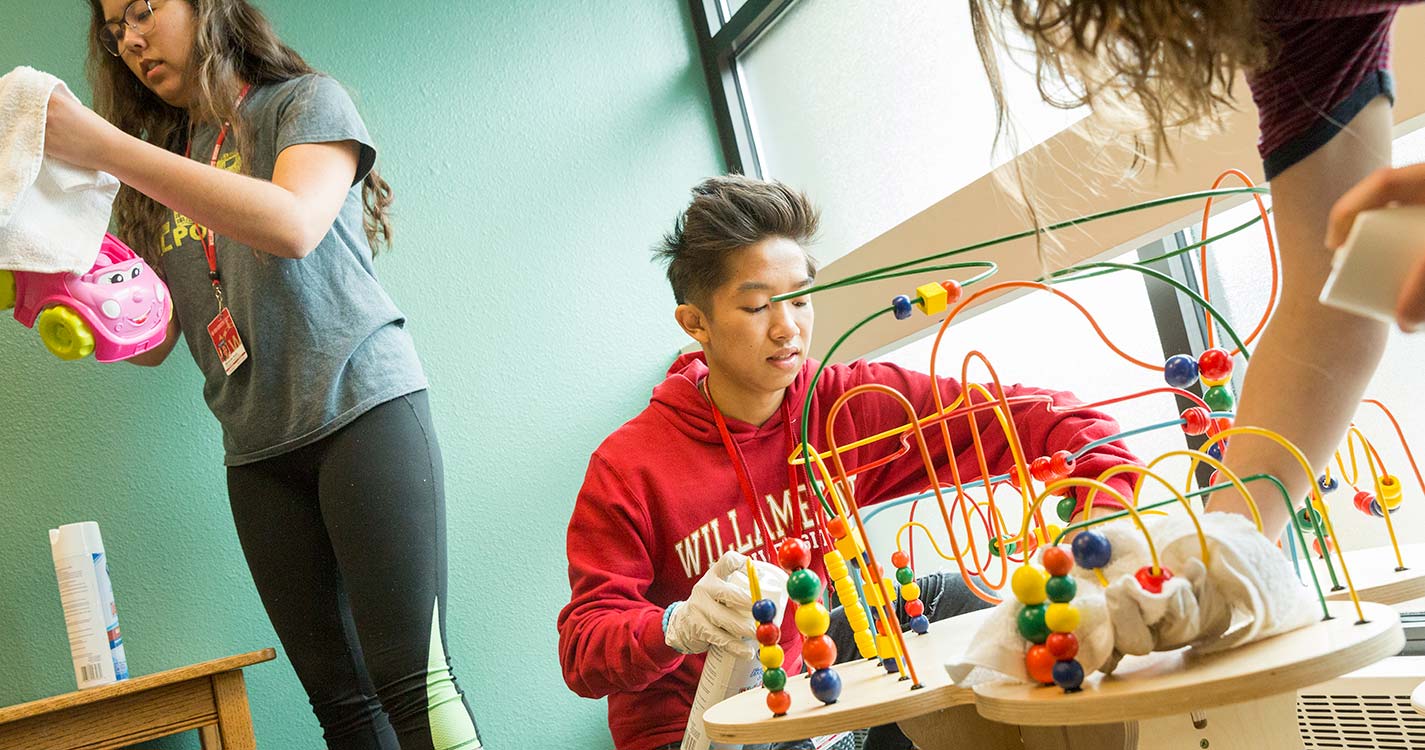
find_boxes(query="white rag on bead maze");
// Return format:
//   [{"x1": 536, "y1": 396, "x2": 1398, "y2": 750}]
[{"x1": 946, "y1": 512, "x2": 1319, "y2": 687}]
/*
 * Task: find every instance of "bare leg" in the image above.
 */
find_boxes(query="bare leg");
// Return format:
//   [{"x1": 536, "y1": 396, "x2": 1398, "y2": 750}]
[{"x1": 1207, "y1": 97, "x2": 1393, "y2": 536}]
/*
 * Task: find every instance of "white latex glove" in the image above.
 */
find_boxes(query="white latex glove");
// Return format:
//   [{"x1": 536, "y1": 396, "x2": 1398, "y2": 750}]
[{"x1": 665, "y1": 550, "x2": 789, "y2": 658}]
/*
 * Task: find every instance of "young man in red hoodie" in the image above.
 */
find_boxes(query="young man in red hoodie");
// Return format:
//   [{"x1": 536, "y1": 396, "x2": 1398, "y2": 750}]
[{"x1": 557, "y1": 175, "x2": 1141, "y2": 750}]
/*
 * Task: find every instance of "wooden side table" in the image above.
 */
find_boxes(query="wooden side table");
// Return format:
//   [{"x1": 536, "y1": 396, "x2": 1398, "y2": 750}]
[{"x1": 0, "y1": 649, "x2": 276, "y2": 750}]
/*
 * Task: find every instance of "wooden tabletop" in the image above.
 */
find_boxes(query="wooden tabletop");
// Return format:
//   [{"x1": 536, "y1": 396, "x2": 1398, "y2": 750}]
[
  {"x1": 703, "y1": 608, "x2": 990, "y2": 745},
  {"x1": 0, "y1": 649, "x2": 276, "y2": 724},
  {"x1": 1311, "y1": 544, "x2": 1425, "y2": 606},
  {"x1": 974, "y1": 601, "x2": 1402, "y2": 726},
  {"x1": 704, "y1": 600, "x2": 1403, "y2": 744}
]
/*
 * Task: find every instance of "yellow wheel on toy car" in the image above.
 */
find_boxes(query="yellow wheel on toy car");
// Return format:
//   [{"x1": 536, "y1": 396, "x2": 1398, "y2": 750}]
[
  {"x1": 0, "y1": 270, "x2": 14, "y2": 310},
  {"x1": 37, "y1": 305, "x2": 95, "y2": 360}
]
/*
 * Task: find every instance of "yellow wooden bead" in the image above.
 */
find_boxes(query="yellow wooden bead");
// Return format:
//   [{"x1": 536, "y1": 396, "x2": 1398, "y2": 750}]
[
  {"x1": 1045, "y1": 603, "x2": 1081, "y2": 633},
  {"x1": 876, "y1": 635, "x2": 895, "y2": 659},
  {"x1": 899, "y1": 581, "x2": 921, "y2": 602},
  {"x1": 759, "y1": 645, "x2": 785, "y2": 670},
  {"x1": 835, "y1": 536, "x2": 861, "y2": 567},
  {"x1": 825, "y1": 550, "x2": 848, "y2": 579},
  {"x1": 1380, "y1": 474, "x2": 1404, "y2": 509},
  {"x1": 915, "y1": 281, "x2": 948, "y2": 315},
  {"x1": 847, "y1": 608, "x2": 870, "y2": 633},
  {"x1": 1011, "y1": 565, "x2": 1048, "y2": 605},
  {"x1": 795, "y1": 602, "x2": 831, "y2": 636},
  {"x1": 854, "y1": 631, "x2": 877, "y2": 658},
  {"x1": 864, "y1": 581, "x2": 885, "y2": 608},
  {"x1": 1034, "y1": 525, "x2": 1064, "y2": 546}
]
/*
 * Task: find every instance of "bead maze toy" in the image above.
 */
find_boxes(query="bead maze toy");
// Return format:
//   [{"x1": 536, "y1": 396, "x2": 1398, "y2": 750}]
[{"x1": 700, "y1": 171, "x2": 1420, "y2": 750}]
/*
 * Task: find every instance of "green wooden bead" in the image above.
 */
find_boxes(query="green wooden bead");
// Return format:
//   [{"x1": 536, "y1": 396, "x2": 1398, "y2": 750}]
[
  {"x1": 1203, "y1": 385, "x2": 1235, "y2": 412},
  {"x1": 1046, "y1": 575, "x2": 1077, "y2": 603},
  {"x1": 1017, "y1": 604, "x2": 1049, "y2": 643},
  {"x1": 787, "y1": 569, "x2": 822, "y2": 604},
  {"x1": 896, "y1": 566, "x2": 915, "y2": 585},
  {"x1": 1057, "y1": 495, "x2": 1078, "y2": 523},
  {"x1": 762, "y1": 667, "x2": 787, "y2": 692}
]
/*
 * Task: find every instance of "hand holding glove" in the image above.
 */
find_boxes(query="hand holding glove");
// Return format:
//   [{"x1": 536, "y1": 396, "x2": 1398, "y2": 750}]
[{"x1": 664, "y1": 549, "x2": 789, "y2": 657}]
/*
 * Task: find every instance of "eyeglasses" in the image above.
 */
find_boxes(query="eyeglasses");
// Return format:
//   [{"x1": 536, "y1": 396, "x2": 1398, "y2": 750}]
[{"x1": 98, "y1": 0, "x2": 157, "y2": 57}]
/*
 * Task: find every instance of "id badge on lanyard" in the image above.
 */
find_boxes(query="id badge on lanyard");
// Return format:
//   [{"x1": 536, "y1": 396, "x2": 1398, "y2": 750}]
[{"x1": 188, "y1": 85, "x2": 251, "y2": 376}]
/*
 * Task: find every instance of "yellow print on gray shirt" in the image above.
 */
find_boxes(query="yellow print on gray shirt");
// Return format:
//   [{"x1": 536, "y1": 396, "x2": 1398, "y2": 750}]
[{"x1": 159, "y1": 150, "x2": 242, "y2": 254}]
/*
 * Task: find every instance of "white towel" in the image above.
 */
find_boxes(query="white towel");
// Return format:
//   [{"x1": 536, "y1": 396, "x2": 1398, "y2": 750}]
[
  {"x1": 0, "y1": 67, "x2": 119, "y2": 274},
  {"x1": 947, "y1": 512, "x2": 1319, "y2": 686}
]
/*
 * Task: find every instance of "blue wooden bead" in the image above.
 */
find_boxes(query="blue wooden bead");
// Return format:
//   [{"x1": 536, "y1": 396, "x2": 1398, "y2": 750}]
[
  {"x1": 883, "y1": 657, "x2": 900, "y2": 674},
  {"x1": 1163, "y1": 355, "x2": 1199, "y2": 388},
  {"x1": 1318, "y1": 475, "x2": 1339, "y2": 493},
  {"x1": 909, "y1": 615, "x2": 930, "y2": 634},
  {"x1": 1207, "y1": 443, "x2": 1224, "y2": 462},
  {"x1": 809, "y1": 668, "x2": 843, "y2": 704},
  {"x1": 1370, "y1": 499, "x2": 1385, "y2": 518},
  {"x1": 1052, "y1": 659, "x2": 1084, "y2": 690},
  {"x1": 752, "y1": 598, "x2": 777, "y2": 624},
  {"x1": 1071, "y1": 530, "x2": 1112, "y2": 569},
  {"x1": 892, "y1": 295, "x2": 913, "y2": 320}
]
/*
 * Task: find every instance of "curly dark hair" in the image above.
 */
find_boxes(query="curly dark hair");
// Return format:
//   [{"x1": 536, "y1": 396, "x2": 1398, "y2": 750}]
[{"x1": 970, "y1": 0, "x2": 1272, "y2": 164}]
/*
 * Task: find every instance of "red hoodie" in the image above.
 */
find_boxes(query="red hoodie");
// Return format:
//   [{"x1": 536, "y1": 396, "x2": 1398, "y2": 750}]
[{"x1": 557, "y1": 353, "x2": 1139, "y2": 750}]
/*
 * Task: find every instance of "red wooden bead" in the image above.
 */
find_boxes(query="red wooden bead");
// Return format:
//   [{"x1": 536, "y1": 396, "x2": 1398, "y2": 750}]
[
  {"x1": 1312, "y1": 536, "x2": 1335, "y2": 557},
  {"x1": 940, "y1": 280, "x2": 963, "y2": 304},
  {"x1": 1208, "y1": 470, "x2": 1223, "y2": 488},
  {"x1": 1354, "y1": 491, "x2": 1375, "y2": 515},
  {"x1": 1046, "y1": 632, "x2": 1078, "y2": 660},
  {"x1": 1209, "y1": 417, "x2": 1233, "y2": 436},
  {"x1": 1050, "y1": 450, "x2": 1075, "y2": 477},
  {"x1": 891, "y1": 550, "x2": 910, "y2": 569},
  {"x1": 1025, "y1": 644, "x2": 1056, "y2": 685},
  {"x1": 1134, "y1": 565, "x2": 1174, "y2": 594},
  {"x1": 1030, "y1": 456, "x2": 1054, "y2": 482},
  {"x1": 905, "y1": 599, "x2": 925, "y2": 618},
  {"x1": 777, "y1": 537, "x2": 811, "y2": 571},
  {"x1": 1041, "y1": 546, "x2": 1073, "y2": 577},
  {"x1": 757, "y1": 622, "x2": 782, "y2": 646},
  {"x1": 1197, "y1": 348, "x2": 1233, "y2": 382},
  {"x1": 1180, "y1": 407, "x2": 1210, "y2": 436},
  {"x1": 827, "y1": 517, "x2": 847, "y2": 539},
  {"x1": 767, "y1": 690, "x2": 792, "y2": 716},
  {"x1": 802, "y1": 634, "x2": 837, "y2": 670}
]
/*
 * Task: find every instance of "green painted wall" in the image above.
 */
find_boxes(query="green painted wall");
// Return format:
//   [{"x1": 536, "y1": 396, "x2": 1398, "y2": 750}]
[{"x1": 0, "y1": 2, "x2": 720, "y2": 747}]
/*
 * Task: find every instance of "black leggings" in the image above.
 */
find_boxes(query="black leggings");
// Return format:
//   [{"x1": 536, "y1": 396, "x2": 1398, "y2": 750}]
[{"x1": 226, "y1": 391, "x2": 483, "y2": 750}]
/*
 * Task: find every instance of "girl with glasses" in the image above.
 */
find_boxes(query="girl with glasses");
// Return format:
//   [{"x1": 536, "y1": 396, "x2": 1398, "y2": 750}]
[{"x1": 43, "y1": 2, "x2": 485, "y2": 748}]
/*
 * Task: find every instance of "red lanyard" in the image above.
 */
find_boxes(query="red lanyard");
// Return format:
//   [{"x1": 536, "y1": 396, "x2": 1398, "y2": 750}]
[
  {"x1": 704, "y1": 380, "x2": 804, "y2": 562},
  {"x1": 183, "y1": 83, "x2": 251, "y2": 309}
]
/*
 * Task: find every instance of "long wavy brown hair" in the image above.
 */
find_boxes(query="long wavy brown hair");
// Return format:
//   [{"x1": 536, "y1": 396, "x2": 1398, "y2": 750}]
[
  {"x1": 970, "y1": 0, "x2": 1272, "y2": 165},
  {"x1": 85, "y1": 0, "x2": 394, "y2": 264}
]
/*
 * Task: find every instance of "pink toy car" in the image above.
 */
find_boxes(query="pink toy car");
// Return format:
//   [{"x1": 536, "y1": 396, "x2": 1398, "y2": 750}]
[{"x1": 0, "y1": 233, "x2": 171, "y2": 362}]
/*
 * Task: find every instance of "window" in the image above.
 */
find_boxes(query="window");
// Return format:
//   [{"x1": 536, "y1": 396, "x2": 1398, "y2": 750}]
[
  {"x1": 1186, "y1": 126, "x2": 1425, "y2": 549},
  {"x1": 691, "y1": 0, "x2": 1087, "y2": 263}
]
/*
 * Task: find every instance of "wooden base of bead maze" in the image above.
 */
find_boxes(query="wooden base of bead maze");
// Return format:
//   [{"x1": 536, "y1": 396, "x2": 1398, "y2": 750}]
[
  {"x1": 703, "y1": 601, "x2": 1402, "y2": 750},
  {"x1": 701, "y1": 608, "x2": 990, "y2": 744},
  {"x1": 1310, "y1": 544, "x2": 1425, "y2": 606}
]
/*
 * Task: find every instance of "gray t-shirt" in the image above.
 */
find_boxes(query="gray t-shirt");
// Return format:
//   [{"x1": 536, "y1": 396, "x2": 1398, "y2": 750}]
[{"x1": 159, "y1": 74, "x2": 427, "y2": 466}]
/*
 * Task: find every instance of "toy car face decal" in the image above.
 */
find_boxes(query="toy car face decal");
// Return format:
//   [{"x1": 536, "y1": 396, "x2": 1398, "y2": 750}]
[{"x1": 79, "y1": 261, "x2": 167, "y2": 337}]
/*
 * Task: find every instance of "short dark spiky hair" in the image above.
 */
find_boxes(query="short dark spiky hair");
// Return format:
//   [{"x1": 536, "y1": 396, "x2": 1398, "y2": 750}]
[{"x1": 655, "y1": 175, "x2": 820, "y2": 307}]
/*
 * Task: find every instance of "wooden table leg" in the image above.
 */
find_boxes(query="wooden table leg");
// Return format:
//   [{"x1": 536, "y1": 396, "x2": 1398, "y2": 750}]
[
  {"x1": 199, "y1": 723, "x2": 222, "y2": 749},
  {"x1": 898, "y1": 704, "x2": 1023, "y2": 750},
  {"x1": 211, "y1": 671, "x2": 257, "y2": 750}
]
